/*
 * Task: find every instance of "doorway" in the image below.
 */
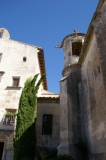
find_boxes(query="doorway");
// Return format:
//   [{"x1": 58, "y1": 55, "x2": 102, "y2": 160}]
[{"x1": 0, "y1": 142, "x2": 4, "y2": 160}]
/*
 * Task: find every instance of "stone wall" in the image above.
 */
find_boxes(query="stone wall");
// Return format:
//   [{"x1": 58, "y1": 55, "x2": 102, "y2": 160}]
[
  {"x1": 58, "y1": 64, "x2": 82, "y2": 160},
  {"x1": 81, "y1": 31, "x2": 106, "y2": 157},
  {"x1": 0, "y1": 38, "x2": 42, "y2": 125},
  {"x1": 0, "y1": 37, "x2": 43, "y2": 159},
  {"x1": 0, "y1": 130, "x2": 14, "y2": 160},
  {"x1": 36, "y1": 98, "x2": 60, "y2": 149}
]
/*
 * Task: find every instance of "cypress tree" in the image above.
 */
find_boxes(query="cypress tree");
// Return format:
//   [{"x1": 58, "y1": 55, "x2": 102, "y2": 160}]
[{"x1": 13, "y1": 74, "x2": 45, "y2": 160}]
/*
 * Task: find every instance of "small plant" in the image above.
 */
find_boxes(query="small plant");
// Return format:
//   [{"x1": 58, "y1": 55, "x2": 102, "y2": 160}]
[
  {"x1": 58, "y1": 155, "x2": 73, "y2": 160},
  {"x1": 38, "y1": 149, "x2": 57, "y2": 160},
  {"x1": 38, "y1": 148, "x2": 73, "y2": 160},
  {"x1": 5, "y1": 110, "x2": 17, "y2": 117}
]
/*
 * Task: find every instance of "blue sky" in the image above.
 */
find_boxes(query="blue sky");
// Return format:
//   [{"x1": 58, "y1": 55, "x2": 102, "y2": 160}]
[{"x1": 1, "y1": 0, "x2": 99, "y2": 93}]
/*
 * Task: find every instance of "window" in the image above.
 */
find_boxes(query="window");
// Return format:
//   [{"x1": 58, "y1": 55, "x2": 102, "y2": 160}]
[
  {"x1": 0, "y1": 53, "x2": 2, "y2": 62},
  {"x1": 5, "y1": 109, "x2": 17, "y2": 125},
  {"x1": 72, "y1": 42, "x2": 82, "y2": 56},
  {"x1": 42, "y1": 114, "x2": 53, "y2": 135},
  {"x1": 0, "y1": 71, "x2": 5, "y2": 82},
  {"x1": 13, "y1": 77, "x2": 20, "y2": 87},
  {"x1": 23, "y1": 57, "x2": 27, "y2": 62}
]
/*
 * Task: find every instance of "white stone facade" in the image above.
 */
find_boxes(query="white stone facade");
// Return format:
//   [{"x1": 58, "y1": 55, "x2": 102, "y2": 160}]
[{"x1": 0, "y1": 31, "x2": 45, "y2": 160}]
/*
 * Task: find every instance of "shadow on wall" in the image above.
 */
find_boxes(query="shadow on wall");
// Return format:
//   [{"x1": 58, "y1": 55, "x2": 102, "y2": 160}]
[{"x1": 13, "y1": 121, "x2": 36, "y2": 160}]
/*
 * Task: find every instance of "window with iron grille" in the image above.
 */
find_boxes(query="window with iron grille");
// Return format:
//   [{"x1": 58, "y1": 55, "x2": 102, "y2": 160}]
[
  {"x1": 42, "y1": 114, "x2": 53, "y2": 135},
  {"x1": 13, "y1": 77, "x2": 20, "y2": 87},
  {"x1": 5, "y1": 109, "x2": 17, "y2": 125}
]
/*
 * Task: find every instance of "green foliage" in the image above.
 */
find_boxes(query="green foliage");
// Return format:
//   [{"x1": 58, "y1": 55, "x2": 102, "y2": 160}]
[
  {"x1": 13, "y1": 74, "x2": 45, "y2": 160},
  {"x1": 38, "y1": 149, "x2": 57, "y2": 160},
  {"x1": 38, "y1": 149, "x2": 73, "y2": 160},
  {"x1": 57, "y1": 155, "x2": 73, "y2": 160},
  {"x1": 5, "y1": 110, "x2": 17, "y2": 116}
]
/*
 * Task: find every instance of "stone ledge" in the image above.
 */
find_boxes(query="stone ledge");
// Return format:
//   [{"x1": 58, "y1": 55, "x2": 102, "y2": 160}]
[{"x1": 5, "y1": 86, "x2": 22, "y2": 90}]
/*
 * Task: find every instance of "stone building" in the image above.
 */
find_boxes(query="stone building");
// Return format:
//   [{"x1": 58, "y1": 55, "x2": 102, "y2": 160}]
[
  {"x1": 0, "y1": 0, "x2": 106, "y2": 160},
  {"x1": 0, "y1": 28, "x2": 60, "y2": 159},
  {"x1": 57, "y1": 0, "x2": 106, "y2": 160}
]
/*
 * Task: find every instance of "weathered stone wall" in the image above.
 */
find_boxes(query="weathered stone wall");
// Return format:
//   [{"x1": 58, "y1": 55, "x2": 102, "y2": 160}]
[
  {"x1": 81, "y1": 31, "x2": 106, "y2": 158},
  {"x1": 93, "y1": 0, "x2": 106, "y2": 93},
  {"x1": 58, "y1": 64, "x2": 82, "y2": 160},
  {"x1": 0, "y1": 37, "x2": 43, "y2": 159},
  {"x1": 36, "y1": 98, "x2": 60, "y2": 149},
  {"x1": 0, "y1": 131, "x2": 14, "y2": 160}
]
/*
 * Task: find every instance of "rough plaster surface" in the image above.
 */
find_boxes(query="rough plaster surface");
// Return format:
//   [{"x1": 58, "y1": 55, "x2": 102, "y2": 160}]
[{"x1": 81, "y1": 22, "x2": 106, "y2": 159}]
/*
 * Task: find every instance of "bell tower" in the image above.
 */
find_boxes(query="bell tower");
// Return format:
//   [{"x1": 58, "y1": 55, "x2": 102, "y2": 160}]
[
  {"x1": 61, "y1": 30, "x2": 85, "y2": 76},
  {"x1": 57, "y1": 30, "x2": 85, "y2": 159}
]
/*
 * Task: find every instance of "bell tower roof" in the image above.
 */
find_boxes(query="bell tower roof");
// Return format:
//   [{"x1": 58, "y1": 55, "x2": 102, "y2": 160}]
[{"x1": 61, "y1": 31, "x2": 85, "y2": 48}]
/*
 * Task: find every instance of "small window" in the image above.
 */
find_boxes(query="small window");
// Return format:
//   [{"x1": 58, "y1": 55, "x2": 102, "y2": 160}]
[
  {"x1": 5, "y1": 109, "x2": 17, "y2": 125},
  {"x1": 42, "y1": 114, "x2": 53, "y2": 135},
  {"x1": 97, "y1": 66, "x2": 100, "y2": 75},
  {"x1": 0, "y1": 53, "x2": 2, "y2": 62},
  {"x1": 0, "y1": 71, "x2": 5, "y2": 82},
  {"x1": 72, "y1": 42, "x2": 82, "y2": 56},
  {"x1": 23, "y1": 57, "x2": 27, "y2": 62},
  {"x1": 13, "y1": 77, "x2": 20, "y2": 87}
]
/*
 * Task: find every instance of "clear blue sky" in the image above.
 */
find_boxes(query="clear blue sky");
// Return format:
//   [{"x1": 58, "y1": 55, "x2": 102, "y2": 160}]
[{"x1": 1, "y1": 0, "x2": 99, "y2": 93}]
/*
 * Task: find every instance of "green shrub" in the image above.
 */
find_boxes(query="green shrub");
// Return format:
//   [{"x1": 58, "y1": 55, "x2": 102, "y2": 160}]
[
  {"x1": 38, "y1": 148, "x2": 73, "y2": 160},
  {"x1": 38, "y1": 149, "x2": 57, "y2": 160},
  {"x1": 13, "y1": 74, "x2": 45, "y2": 160},
  {"x1": 58, "y1": 155, "x2": 73, "y2": 160}
]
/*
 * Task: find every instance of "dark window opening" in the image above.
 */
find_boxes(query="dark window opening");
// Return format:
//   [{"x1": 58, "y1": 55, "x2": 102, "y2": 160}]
[
  {"x1": 23, "y1": 57, "x2": 27, "y2": 62},
  {"x1": 0, "y1": 142, "x2": 4, "y2": 160},
  {"x1": 13, "y1": 77, "x2": 20, "y2": 87},
  {"x1": 0, "y1": 53, "x2": 2, "y2": 62},
  {"x1": 42, "y1": 114, "x2": 53, "y2": 135},
  {"x1": 97, "y1": 66, "x2": 100, "y2": 75},
  {"x1": 72, "y1": 42, "x2": 82, "y2": 56}
]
